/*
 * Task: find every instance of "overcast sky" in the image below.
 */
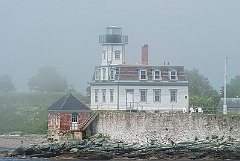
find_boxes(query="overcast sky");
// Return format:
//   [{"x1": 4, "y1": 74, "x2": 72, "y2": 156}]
[{"x1": 1, "y1": 0, "x2": 240, "y2": 93}]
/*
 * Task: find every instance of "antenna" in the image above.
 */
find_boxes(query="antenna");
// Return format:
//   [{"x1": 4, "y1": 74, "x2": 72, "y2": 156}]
[{"x1": 223, "y1": 53, "x2": 228, "y2": 114}]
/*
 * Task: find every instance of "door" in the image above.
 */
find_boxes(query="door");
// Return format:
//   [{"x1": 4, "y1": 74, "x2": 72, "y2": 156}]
[
  {"x1": 126, "y1": 89, "x2": 134, "y2": 110},
  {"x1": 71, "y1": 114, "x2": 78, "y2": 130}
]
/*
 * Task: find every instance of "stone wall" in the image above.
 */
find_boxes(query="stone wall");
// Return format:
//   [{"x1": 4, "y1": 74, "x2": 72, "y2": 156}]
[{"x1": 92, "y1": 111, "x2": 240, "y2": 145}]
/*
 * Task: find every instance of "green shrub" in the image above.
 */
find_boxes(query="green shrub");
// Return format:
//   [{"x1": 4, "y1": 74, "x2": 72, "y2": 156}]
[{"x1": 0, "y1": 92, "x2": 89, "y2": 134}]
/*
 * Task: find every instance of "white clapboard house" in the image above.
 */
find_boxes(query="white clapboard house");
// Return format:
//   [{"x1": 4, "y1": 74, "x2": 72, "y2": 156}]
[{"x1": 89, "y1": 26, "x2": 189, "y2": 111}]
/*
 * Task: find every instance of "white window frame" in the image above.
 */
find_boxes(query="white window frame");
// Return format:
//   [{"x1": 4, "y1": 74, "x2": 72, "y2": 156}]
[
  {"x1": 154, "y1": 70, "x2": 161, "y2": 80},
  {"x1": 153, "y1": 89, "x2": 161, "y2": 102},
  {"x1": 170, "y1": 70, "x2": 178, "y2": 81},
  {"x1": 95, "y1": 69, "x2": 100, "y2": 80},
  {"x1": 55, "y1": 114, "x2": 58, "y2": 125},
  {"x1": 72, "y1": 114, "x2": 78, "y2": 123},
  {"x1": 140, "y1": 89, "x2": 147, "y2": 102},
  {"x1": 102, "y1": 89, "x2": 106, "y2": 102},
  {"x1": 110, "y1": 89, "x2": 114, "y2": 102},
  {"x1": 140, "y1": 70, "x2": 147, "y2": 80},
  {"x1": 109, "y1": 70, "x2": 115, "y2": 80},
  {"x1": 103, "y1": 50, "x2": 106, "y2": 60},
  {"x1": 115, "y1": 50, "x2": 120, "y2": 60},
  {"x1": 170, "y1": 89, "x2": 177, "y2": 102},
  {"x1": 102, "y1": 68, "x2": 106, "y2": 80},
  {"x1": 94, "y1": 89, "x2": 99, "y2": 102}
]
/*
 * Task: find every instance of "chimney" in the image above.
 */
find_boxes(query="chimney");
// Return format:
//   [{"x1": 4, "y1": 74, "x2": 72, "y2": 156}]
[{"x1": 142, "y1": 44, "x2": 149, "y2": 65}]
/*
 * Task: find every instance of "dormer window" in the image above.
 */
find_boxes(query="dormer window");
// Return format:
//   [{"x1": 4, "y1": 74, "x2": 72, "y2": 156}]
[
  {"x1": 102, "y1": 68, "x2": 106, "y2": 80},
  {"x1": 115, "y1": 50, "x2": 120, "y2": 60},
  {"x1": 140, "y1": 70, "x2": 147, "y2": 80},
  {"x1": 110, "y1": 70, "x2": 115, "y2": 80},
  {"x1": 170, "y1": 70, "x2": 178, "y2": 80},
  {"x1": 154, "y1": 70, "x2": 161, "y2": 80},
  {"x1": 103, "y1": 50, "x2": 106, "y2": 60},
  {"x1": 95, "y1": 68, "x2": 100, "y2": 80}
]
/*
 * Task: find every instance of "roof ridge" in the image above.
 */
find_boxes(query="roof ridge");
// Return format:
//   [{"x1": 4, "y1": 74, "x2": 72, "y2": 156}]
[
  {"x1": 73, "y1": 93, "x2": 87, "y2": 107},
  {"x1": 60, "y1": 93, "x2": 70, "y2": 110}
]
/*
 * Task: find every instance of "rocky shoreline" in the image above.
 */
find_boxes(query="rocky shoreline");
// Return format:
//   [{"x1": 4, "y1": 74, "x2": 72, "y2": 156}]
[
  {"x1": 0, "y1": 134, "x2": 47, "y2": 149},
  {"x1": 2, "y1": 134, "x2": 239, "y2": 160}
]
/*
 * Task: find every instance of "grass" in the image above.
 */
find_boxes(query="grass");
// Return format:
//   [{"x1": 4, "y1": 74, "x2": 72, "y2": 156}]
[{"x1": 0, "y1": 92, "x2": 89, "y2": 135}]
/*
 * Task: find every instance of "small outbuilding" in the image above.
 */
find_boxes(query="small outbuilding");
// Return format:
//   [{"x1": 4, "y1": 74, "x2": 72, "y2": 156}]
[
  {"x1": 217, "y1": 98, "x2": 240, "y2": 114},
  {"x1": 47, "y1": 93, "x2": 92, "y2": 141}
]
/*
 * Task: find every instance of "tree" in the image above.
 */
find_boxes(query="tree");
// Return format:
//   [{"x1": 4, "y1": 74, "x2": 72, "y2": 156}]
[
  {"x1": 28, "y1": 66, "x2": 68, "y2": 92},
  {"x1": 186, "y1": 69, "x2": 219, "y2": 107},
  {"x1": 186, "y1": 69, "x2": 217, "y2": 97},
  {"x1": 220, "y1": 75, "x2": 240, "y2": 98},
  {"x1": 0, "y1": 75, "x2": 16, "y2": 92}
]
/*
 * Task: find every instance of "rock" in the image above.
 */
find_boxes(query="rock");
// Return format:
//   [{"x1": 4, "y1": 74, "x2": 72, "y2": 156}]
[
  {"x1": 37, "y1": 143, "x2": 50, "y2": 151},
  {"x1": 70, "y1": 148, "x2": 78, "y2": 153},
  {"x1": 0, "y1": 150, "x2": 8, "y2": 157},
  {"x1": 7, "y1": 135, "x2": 240, "y2": 160}
]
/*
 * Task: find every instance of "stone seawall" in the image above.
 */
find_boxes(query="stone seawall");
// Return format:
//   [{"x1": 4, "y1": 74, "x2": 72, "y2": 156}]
[{"x1": 92, "y1": 111, "x2": 240, "y2": 145}]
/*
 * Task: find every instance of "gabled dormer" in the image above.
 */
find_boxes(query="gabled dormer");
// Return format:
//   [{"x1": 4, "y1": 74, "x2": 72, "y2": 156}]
[{"x1": 169, "y1": 69, "x2": 178, "y2": 81}]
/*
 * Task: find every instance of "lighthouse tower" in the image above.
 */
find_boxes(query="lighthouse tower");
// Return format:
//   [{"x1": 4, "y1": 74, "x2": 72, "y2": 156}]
[{"x1": 99, "y1": 26, "x2": 128, "y2": 65}]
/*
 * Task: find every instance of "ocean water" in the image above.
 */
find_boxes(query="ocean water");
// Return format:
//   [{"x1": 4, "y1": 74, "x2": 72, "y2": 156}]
[
  {"x1": 0, "y1": 157, "x2": 88, "y2": 161},
  {"x1": 0, "y1": 159, "x2": 139, "y2": 161}
]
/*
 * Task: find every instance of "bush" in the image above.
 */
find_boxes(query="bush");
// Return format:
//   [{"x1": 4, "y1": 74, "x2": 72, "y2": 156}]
[{"x1": 0, "y1": 92, "x2": 89, "y2": 134}]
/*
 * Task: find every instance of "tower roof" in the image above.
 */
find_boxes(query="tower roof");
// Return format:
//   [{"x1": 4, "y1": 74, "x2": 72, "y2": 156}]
[{"x1": 47, "y1": 93, "x2": 91, "y2": 113}]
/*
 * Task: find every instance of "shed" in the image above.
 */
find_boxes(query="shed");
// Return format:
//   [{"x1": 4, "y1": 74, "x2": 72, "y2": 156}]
[
  {"x1": 217, "y1": 98, "x2": 240, "y2": 114},
  {"x1": 47, "y1": 93, "x2": 91, "y2": 141}
]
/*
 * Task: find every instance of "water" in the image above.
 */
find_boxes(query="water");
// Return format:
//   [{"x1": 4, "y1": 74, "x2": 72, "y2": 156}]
[{"x1": 0, "y1": 157, "x2": 86, "y2": 161}]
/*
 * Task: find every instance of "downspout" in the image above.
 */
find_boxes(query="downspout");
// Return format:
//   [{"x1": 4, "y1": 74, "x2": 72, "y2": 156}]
[{"x1": 117, "y1": 66, "x2": 120, "y2": 110}]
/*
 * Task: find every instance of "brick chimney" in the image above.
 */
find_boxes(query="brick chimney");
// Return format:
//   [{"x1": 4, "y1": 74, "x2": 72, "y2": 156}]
[{"x1": 142, "y1": 44, "x2": 149, "y2": 65}]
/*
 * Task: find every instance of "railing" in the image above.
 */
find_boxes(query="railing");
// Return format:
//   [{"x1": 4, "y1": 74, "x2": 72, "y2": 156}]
[
  {"x1": 126, "y1": 102, "x2": 144, "y2": 112},
  {"x1": 90, "y1": 103, "x2": 191, "y2": 113},
  {"x1": 99, "y1": 35, "x2": 128, "y2": 44},
  {"x1": 81, "y1": 110, "x2": 99, "y2": 131}
]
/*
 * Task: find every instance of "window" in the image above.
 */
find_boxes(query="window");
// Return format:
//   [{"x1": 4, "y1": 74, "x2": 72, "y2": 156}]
[
  {"x1": 103, "y1": 50, "x2": 106, "y2": 60},
  {"x1": 72, "y1": 114, "x2": 78, "y2": 123},
  {"x1": 95, "y1": 69, "x2": 100, "y2": 80},
  {"x1": 170, "y1": 70, "x2": 177, "y2": 80},
  {"x1": 140, "y1": 70, "x2": 147, "y2": 80},
  {"x1": 153, "y1": 89, "x2": 161, "y2": 102},
  {"x1": 102, "y1": 89, "x2": 106, "y2": 102},
  {"x1": 140, "y1": 90, "x2": 147, "y2": 102},
  {"x1": 94, "y1": 89, "x2": 99, "y2": 102},
  {"x1": 170, "y1": 90, "x2": 177, "y2": 102},
  {"x1": 110, "y1": 70, "x2": 115, "y2": 80},
  {"x1": 55, "y1": 114, "x2": 58, "y2": 125},
  {"x1": 102, "y1": 68, "x2": 106, "y2": 80},
  {"x1": 110, "y1": 89, "x2": 114, "y2": 102},
  {"x1": 154, "y1": 70, "x2": 161, "y2": 80},
  {"x1": 50, "y1": 114, "x2": 53, "y2": 125},
  {"x1": 115, "y1": 50, "x2": 120, "y2": 60}
]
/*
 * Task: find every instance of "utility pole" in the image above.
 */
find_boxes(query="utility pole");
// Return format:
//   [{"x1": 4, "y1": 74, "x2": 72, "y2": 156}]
[{"x1": 223, "y1": 53, "x2": 228, "y2": 114}]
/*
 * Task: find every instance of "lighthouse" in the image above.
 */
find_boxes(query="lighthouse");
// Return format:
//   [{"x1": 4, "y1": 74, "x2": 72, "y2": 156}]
[
  {"x1": 90, "y1": 26, "x2": 189, "y2": 111},
  {"x1": 99, "y1": 26, "x2": 128, "y2": 65}
]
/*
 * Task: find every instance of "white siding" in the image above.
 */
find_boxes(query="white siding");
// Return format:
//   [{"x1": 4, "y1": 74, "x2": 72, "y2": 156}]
[
  {"x1": 101, "y1": 45, "x2": 125, "y2": 65},
  {"x1": 91, "y1": 84, "x2": 188, "y2": 111}
]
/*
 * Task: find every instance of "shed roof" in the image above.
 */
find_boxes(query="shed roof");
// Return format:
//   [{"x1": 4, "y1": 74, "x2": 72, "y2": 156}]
[
  {"x1": 218, "y1": 98, "x2": 240, "y2": 107},
  {"x1": 217, "y1": 98, "x2": 240, "y2": 114},
  {"x1": 47, "y1": 93, "x2": 91, "y2": 113}
]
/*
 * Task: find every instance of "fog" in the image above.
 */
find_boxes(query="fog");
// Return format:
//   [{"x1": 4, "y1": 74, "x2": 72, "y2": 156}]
[{"x1": 1, "y1": 0, "x2": 240, "y2": 94}]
